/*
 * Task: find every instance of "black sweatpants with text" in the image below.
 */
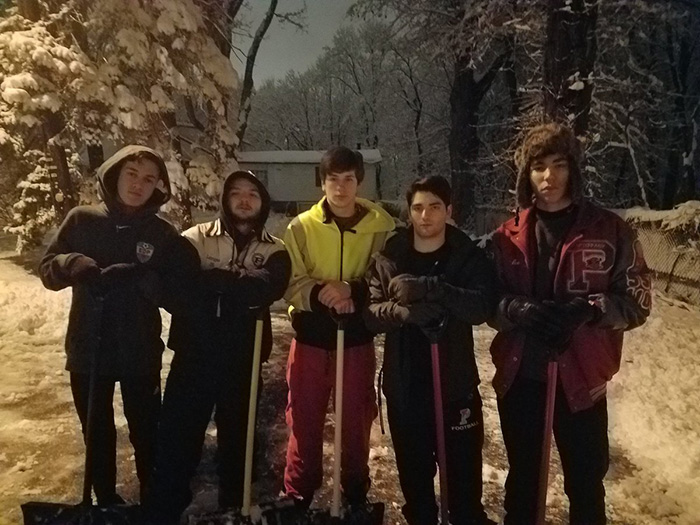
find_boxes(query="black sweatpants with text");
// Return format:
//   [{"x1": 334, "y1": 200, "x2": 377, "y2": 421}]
[{"x1": 387, "y1": 384, "x2": 489, "y2": 525}]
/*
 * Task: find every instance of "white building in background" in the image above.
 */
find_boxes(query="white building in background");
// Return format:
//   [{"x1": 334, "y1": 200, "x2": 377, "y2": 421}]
[{"x1": 236, "y1": 149, "x2": 383, "y2": 213}]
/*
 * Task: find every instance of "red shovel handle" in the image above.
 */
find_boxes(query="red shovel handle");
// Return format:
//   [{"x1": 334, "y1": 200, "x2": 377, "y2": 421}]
[
  {"x1": 431, "y1": 341, "x2": 449, "y2": 525},
  {"x1": 536, "y1": 360, "x2": 558, "y2": 525}
]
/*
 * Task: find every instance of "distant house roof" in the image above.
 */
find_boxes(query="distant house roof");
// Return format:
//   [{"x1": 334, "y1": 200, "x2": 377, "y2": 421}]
[{"x1": 236, "y1": 149, "x2": 382, "y2": 165}]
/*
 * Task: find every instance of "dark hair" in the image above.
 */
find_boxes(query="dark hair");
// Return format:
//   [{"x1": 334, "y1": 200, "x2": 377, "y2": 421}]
[
  {"x1": 319, "y1": 146, "x2": 365, "y2": 183},
  {"x1": 114, "y1": 150, "x2": 167, "y2": 181},
  {"x1": 405, "y1": 175, "x2": 451, "y2": 208},
  {"x1": 514, "y1": 122, "x2": 584, "y2": 209}
]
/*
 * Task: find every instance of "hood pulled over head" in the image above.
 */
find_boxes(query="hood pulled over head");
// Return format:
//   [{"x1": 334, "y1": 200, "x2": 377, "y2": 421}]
[{"x1": 220, "y1": 170, "x2": 271, "y2": 236}]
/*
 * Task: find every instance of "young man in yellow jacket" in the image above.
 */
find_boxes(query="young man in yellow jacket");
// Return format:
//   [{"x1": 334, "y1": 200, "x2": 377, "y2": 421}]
[{"x1": 283, "y1": 146, "x2": 395, "y2": 510}]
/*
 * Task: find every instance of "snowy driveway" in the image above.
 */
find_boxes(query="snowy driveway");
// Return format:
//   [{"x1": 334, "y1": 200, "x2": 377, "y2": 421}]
[{"x1": 0, "y1": 249, "x2": 698, "y2": 525}]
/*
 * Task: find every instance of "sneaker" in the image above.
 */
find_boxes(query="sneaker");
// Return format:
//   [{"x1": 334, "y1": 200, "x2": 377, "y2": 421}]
[
  {"x1": 292, "y1": 495, "x2": 312, "y2": 510},
  {"x1": 346, "y1": 500, "x2": 385, "y2": 525}
]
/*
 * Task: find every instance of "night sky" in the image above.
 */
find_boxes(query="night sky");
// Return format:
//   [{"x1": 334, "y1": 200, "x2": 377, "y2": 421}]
[{"x1": 232, "y1": 0, "x2": 355, "y2": 84}]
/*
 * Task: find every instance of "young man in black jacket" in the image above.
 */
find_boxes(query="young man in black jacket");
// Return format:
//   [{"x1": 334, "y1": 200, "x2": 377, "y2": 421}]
[
  {"x1": 145, "y1": 171, "x2": 291, "y2": 524},
  {"x1": 365, "y1": 176, "x2": 497, "y2": 525},
  {"x1": 39, "y1": 145, "x2": 190, "y2": 504}
]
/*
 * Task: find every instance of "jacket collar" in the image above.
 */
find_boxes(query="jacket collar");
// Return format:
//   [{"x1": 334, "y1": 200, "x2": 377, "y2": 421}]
[
  {"x1": 503, "y1": 201, "x2": 605, "y2": 257},
  {"x1": 203, "y1": 218, "x2": 274, "y2": 243},
  {"x1": 383, "y1": 223, "x2": 472, "y2": 260},
  {"x1": 506, "y1": 201, "x2": 603, "y2": 233},
  {"x1": 308, "y1": 197, "x2": 395, "y2": 234}
]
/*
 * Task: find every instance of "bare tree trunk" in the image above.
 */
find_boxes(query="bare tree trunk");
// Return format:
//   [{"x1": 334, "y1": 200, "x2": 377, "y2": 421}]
[
  {"x1": 44, "y1": 115, "x2": 76, "y2": 218},
  {"x1": 684, "y1": 109, "x2": 699, "y2": 201},
  {"x1": 450, "y1": 50, "x2": 511, "y2": 227},
  {"x1": 236, "y1": 0, "x2": 278, "y2": 147},
  {"x1": 449, "y1": 59, "x2": 479, "y2": 228},
  {"x1": 543, "y1": 0, "x2": 598, "y2": 136},
  {"x1": 662, "y1": 17, "x2": 698, "y2": 206},
  {"x1": 87, "y1": 144, "x2": 104, "y2": 172},
  {"x1": 163, "y1": 113, "x2": 194, "y2": 228},
  {"x1": 663, "y1": 149, "x2": 681, "y2": 209},
  {"x1": 17, "y1": 0, "x2": 39, "y2": 19}
]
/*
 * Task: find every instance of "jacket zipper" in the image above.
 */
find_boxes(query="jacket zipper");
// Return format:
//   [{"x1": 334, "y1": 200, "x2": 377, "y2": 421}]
[
  {"x1": 339, "y1": 229, "x2": 345, "y2": 280},
  {"x1": 218, "y1": 235, "x2": 239, "y2": 319}
]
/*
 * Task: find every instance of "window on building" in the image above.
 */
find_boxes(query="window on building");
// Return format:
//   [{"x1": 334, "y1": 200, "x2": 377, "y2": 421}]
[{"x1": 315, "y1": 166, "x2": 321, "y2": 187}]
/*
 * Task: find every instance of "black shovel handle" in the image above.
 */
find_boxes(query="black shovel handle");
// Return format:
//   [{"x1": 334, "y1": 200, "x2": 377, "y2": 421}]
[
  {"x1": 329, "y1": 310, "x2": 353, "y2": 330},
  {"x1": 82, "y1": 292, "x2": 105, "y2": 505}
]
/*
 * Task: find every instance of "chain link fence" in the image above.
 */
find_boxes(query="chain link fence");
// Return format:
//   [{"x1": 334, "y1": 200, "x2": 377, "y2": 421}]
[{"x1": 631, "y1": 222, "x2": 700, "y2": 305}]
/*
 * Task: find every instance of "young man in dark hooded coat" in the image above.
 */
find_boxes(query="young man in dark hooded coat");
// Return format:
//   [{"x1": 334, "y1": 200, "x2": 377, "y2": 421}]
[
  {"x1": 145, "y1": 170, "x2": 291, "y2": 524},
  {"x1": 39, "y1": 145, "x2": 191, "y2": 504}
]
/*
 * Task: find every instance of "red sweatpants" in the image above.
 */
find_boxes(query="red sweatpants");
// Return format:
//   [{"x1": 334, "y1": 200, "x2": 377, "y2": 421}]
[{"x1": 283, "y1": 339, "x2": 378, "y2": 503}]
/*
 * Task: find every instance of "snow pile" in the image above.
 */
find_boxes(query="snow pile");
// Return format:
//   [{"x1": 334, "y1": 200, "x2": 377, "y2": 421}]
[
  {"x1": 0, "y1": 267, "x2": 70, "y2": 344},
  {"x1": 607, "y1": 294, "x2": 700, "y2": 524},
  {"x1": 620, "y1": 201, "x2": 700, "y2": 232}
]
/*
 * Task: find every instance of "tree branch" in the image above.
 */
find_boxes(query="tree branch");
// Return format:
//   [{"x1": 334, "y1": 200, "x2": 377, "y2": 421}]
[{"x1": 236, "y1": 0, "x2": 279, "y2": 146}]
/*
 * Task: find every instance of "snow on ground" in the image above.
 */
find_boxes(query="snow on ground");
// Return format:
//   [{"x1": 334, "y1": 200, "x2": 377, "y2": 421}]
[
  {"x1": 606, "y1": 297, "x2": 700, "y2": 523},
  {"x1": 0, "y1": 240, "x2": 699, "y2": 525}
]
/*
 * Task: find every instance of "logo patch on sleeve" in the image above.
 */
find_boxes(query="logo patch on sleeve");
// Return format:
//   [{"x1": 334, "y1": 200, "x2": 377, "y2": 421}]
[{"x1": 252, "y1": 253, "x2": 265, "y2": 268}]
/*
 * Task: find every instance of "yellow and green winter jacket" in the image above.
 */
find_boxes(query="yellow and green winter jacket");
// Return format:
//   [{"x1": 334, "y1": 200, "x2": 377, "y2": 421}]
[{"x1": 284, "y1": 197, "x2": 395, "y2": 349}]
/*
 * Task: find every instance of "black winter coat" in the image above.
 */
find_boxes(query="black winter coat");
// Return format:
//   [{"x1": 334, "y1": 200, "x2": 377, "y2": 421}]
[
  {"x1": 364, "y1": 225, "x2": 497, "y2": 408},
  {"x1": 38, "y1": 203, "x2": 195, "y2": 376},
  {"x1": 38, "y1": 146, "x2": 193, "y2": 376}
]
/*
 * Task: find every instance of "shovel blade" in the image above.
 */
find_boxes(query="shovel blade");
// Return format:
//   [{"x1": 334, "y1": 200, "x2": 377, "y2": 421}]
[
  {"x1": 187, "y1": 501, "x2": 384, "y2": 525},
  {"x1": 188, "y1": 498, "x2": 303, "y2": 525},
  {"x1": 22, "y1": 502, "x2": 141, "y2": 525},
  {"x1": 307, "y1": 502, "x2": 385, "y2": 525}
]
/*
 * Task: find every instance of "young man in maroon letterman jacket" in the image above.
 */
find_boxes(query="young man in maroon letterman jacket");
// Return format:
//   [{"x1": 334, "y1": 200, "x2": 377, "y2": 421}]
[{"x1": 489, "y1": 123, "x2": 652, "y2": 524}]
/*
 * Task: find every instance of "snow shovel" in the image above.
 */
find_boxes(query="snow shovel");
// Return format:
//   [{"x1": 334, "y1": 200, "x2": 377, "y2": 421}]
[
  {"x1": 306, "y1": 314, "x2": 384, "y2": 525},
  {"x1": 535, "y1": 359, "x2": 558, "y2": 525},
  {"x1": 188, "y1": 312, "x2": 305, "y2": 525},
  {"x1": 422, "y1": 321, "x2": 449, "y2": 525},
  {"x1": 22, "y1": 292, "x2": 141, "y2": 525}
]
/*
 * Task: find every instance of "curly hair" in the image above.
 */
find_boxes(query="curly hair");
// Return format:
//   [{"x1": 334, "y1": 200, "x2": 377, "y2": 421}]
[{"x1": 514, "y1": 123, "x2": 584, "y2": 209}]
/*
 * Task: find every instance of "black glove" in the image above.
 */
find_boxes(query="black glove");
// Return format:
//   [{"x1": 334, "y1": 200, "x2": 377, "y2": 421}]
[
  {"x1": 395, "y1": 302, "x2": 445, "y2": 327},
  {"x1": 388, "y1": 274, "x2": 440, "y2": 305},
  {"x1": 199, "y1": 268, "x2": 237, "y2": 294},
  {"x1": 526, "y1": 297, "x2": 601, "y2": 357},
  {"x1": 542, "y1": 297, "x2": 600, "y2": 348},
  {"x1": 99, "y1": 263, "x2": 141, "y2": 289},
  {"x1": 67, "y1": 255, "x2": 101, "y2": 284},
  {"x1": 505, "y1": 296, "x2": 561, "y2": 339},
  {"x1": 558, "y1": 297, "x2": 600, "y2": 328}
]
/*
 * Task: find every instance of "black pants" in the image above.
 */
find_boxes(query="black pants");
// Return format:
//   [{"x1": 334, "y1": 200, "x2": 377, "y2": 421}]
[
  {"x1": 146, "y1": 349, "x2": 258, "y2": 522},
  {"x1": 498, "y1": 374, "x2": 609, "y2": 525},
  {"x1": 70, "y1": 372, "x2": 161, "y2": 503},
  {"x1": 387, "y1": 386, "x2": 489, "y2": 525}
]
